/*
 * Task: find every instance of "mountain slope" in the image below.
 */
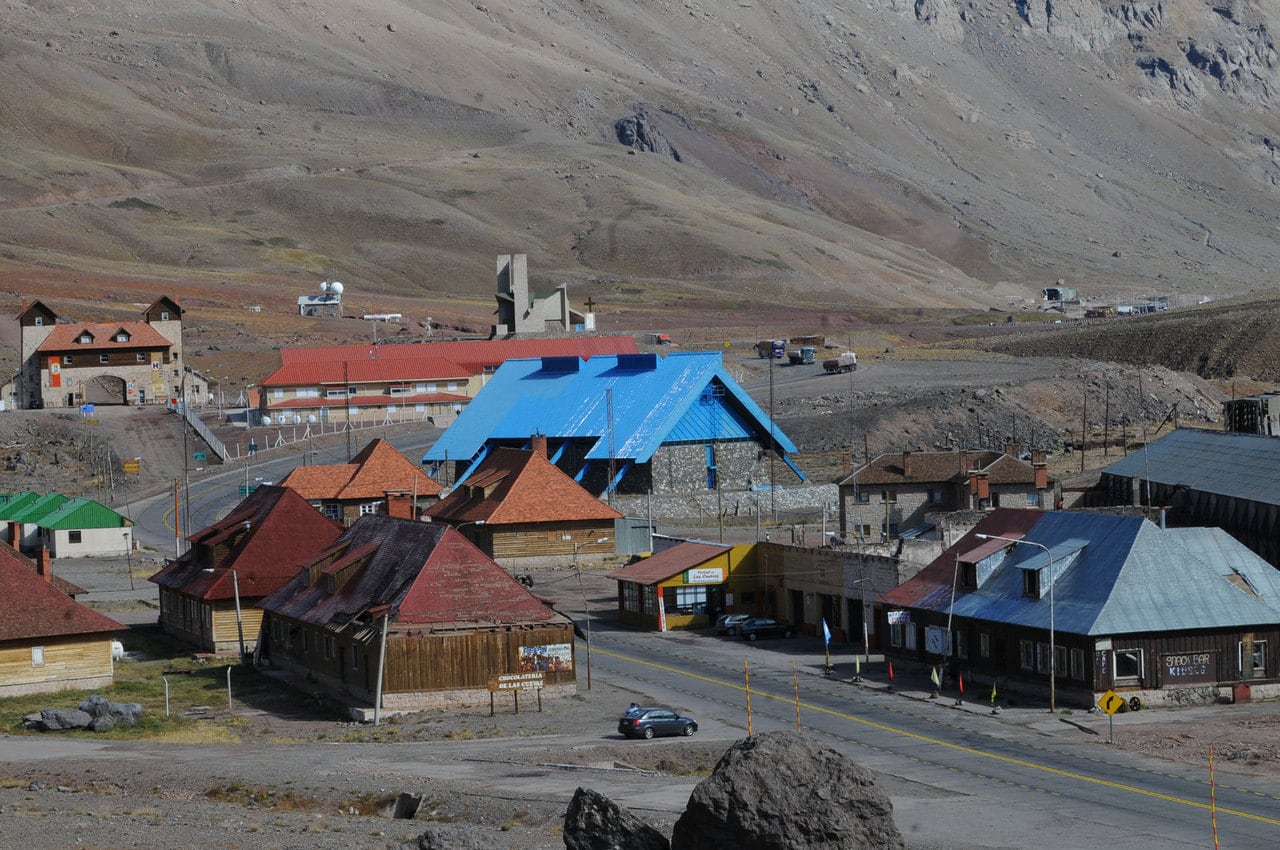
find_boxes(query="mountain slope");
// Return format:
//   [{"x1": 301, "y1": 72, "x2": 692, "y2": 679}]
[{"x1": 2, "y1": 0, "x2": 1279, "y2": 332}]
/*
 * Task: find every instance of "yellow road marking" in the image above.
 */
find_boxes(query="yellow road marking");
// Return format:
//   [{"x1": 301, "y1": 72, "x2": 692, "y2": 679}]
[{"x1": 595, "y1": 644, "x2": 1280, "y2": 827}]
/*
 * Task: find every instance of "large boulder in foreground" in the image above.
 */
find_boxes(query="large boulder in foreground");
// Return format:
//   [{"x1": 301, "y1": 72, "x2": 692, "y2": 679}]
[
  {"x1": 671, "y1": 731, "x2": 905, "y2": 850},
  {"x1": 563, "y1": 787, "x2": 670, "y2": 850}
]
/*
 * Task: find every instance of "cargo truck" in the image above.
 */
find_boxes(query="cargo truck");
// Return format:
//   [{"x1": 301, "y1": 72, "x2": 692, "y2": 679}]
[{"x1": 823, "y1": 352, "x2": 858, "y2": 373}]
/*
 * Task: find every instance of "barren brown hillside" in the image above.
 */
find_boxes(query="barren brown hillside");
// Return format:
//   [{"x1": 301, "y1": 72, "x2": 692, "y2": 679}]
[{"x1": 2, "y1": 0, "x2": 1280, "y2": 335}]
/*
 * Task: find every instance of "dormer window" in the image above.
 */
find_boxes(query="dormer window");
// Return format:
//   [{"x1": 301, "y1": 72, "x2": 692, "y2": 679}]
[
  {"x1": 962, "y1": 562, "x2": 977, "y2": 589},
  {"x1": 33, "y1": 317, "x2": 43, "y2": 326},
  {"x1": 1021, "y1": 567, "x2": 1042, "y2": 599},
  {"x1": 115, "y1": 331, "x2": 130, "y2": 343},
  {"x1": 78, "y1": 333, "x2": 93, "y2": 344},
  {"x1": 159, "y1": 311, "x2": 169, "y2": 321}
]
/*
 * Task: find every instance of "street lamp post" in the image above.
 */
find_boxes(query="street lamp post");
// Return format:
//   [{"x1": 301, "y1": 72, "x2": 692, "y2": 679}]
[
  {"x1": 571, "y1": 536, "x2": 609, "y2": 692},
  {"x1": 977, "y1": 533, "x2": 1056, "y2": 712}
]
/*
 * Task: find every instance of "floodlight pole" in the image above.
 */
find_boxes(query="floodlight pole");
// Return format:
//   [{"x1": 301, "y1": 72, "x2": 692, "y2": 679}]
[{"x1": 978, "y1": 533, "x2": 1055, "y2": 711}]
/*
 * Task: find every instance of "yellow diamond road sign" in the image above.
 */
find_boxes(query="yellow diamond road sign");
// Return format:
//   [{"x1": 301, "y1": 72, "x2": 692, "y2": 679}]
[{"x1": 1099, "y1": 689, "x2": 1125, "y2": 715}]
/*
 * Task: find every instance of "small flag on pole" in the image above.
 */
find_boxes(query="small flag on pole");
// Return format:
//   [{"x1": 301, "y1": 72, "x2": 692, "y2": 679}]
[
  {"x1": 959, "y1": 673, "x2": 965, "y2": 696},
  {"x1": 854, "y1": 655, "x2": 861, "y2": 676},
  {"x1": 930, "y1": 667, "x2": 941, "y2": 688},
  {"x1": 888, "y1": 660, "x2": 895, "y2": 682},
  {"x1": 990, "y1": 681, "x2": 998, "y2": 705},
  {"x1": 822, "y1": 618, "x2": 831, "y2": 645}
]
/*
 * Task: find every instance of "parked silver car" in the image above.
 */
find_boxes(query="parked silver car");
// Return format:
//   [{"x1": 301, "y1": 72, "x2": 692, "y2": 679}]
[{"x1": 714, "y1": 613, "x2": 752, "y2": 636}]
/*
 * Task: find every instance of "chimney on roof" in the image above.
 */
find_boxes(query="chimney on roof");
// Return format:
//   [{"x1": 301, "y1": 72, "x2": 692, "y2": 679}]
[
  {"x1": 7, "y1": 522, "x2": 18, "y2": 551},
  {"x1": 531, "y1": 433, "x2": 548, "y2": 458},
  {"x1": 385, "y1": 490, "x2": 413, "y2": 520},
  {"x1": 975, "y1": 472, "x2": 990, "y2": 503},
  {"x1": 1005, "y1": 441, "x2": 1021, "y2": 459},
  {"x1": 1033, "y1": 462, "x2": 1048, "y2": 491},
  {"x1": 1031, "y1": 448, "x2": 1047, "y2": 465},
  {"x1": 901, "y1": 450, "x2": 913, "y2": 479},
  {"x1": 37, "y1": 547, "x2": 52, "y2": 582}
]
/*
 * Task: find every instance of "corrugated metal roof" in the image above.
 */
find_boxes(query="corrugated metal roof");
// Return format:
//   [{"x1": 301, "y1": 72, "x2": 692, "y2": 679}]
[
  {"x1": 6, "y1": 493, "x2": 70, "y2": 524},
  {"x1": 0, "y1": 492, "x2": 42, "y2": 519},
  {"x1": 423, "y1": 352, "x2": 798, "y2": 465},
  {"x1": 884, "y1": 509, "x2": 1280, "y2": 638},
  {"x1": 1101, "y1": 428, "x2": 1280, "y2": 506},
  {"x1": 261, "y1": 357, "x2": 469, "y2": 387},
  {"x1": 37, "y1": 498, "x2": 129, "y2": 531},
  {"x1": 278, "y1": 337, "x2": 638, "y2": 372}
]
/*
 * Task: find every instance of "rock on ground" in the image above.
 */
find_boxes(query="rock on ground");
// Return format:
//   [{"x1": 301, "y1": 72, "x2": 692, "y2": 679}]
[
  {"x1": 671, "y1": 731, "x2": 905, "y2": 850},
  {"x1": 563, "y1": 786, "x2": 671, "y2": 850}
]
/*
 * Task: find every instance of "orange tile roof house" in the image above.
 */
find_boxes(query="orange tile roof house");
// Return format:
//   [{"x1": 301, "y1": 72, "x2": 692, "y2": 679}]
[
  {"x1": 149, "y1": 486, "x2": 344, "y2": 656},
  {"x1": 837, "y1": 445, "x2": 1053, "y2": 541},
  {"x1": 278, "y1": 438, "x2": 442, "y2": 526},
  {"x1": 258, "y1": 515, "x2": 577, "y2": 716},
  {"x1": 0, "y1": 542, "x2": 123, "y2": 696},
  {"x1": 12, "y1": 296, "x2": 189, "y2": 409},
  {"x1": 428, "y1": 439, "x2": 622, "y2": 560}
]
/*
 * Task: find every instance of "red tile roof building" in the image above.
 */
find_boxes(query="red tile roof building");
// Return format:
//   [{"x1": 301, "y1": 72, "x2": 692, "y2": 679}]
[
  {"x1": 428, "y1": 443, "x2": 621, "y2": 560},
  {"x1": 149, "y1": 486, "x2": 344, "y2": 656},
  {"x1": 0, "y1": 541, "x2": 123, "y2": 696},
  {"x1": 278, "y1": 438, "x2": 443, "y2": 526},
  {"x1": 255, "y1": 336, "x2": 637, "y2": 429},
  {"x1": 14, "y1": 296, "x2": 187, "y2": 409}
]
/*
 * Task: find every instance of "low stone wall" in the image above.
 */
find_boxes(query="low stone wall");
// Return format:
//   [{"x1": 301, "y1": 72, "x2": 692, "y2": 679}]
[{"x1": 612, "y1": 482, "x2": 839, "y2": 522}]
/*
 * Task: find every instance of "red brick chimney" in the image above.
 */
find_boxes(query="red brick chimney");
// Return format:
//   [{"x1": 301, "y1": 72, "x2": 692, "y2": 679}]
[
  {"x1": 1004, "y1": 441, "x2": 1021, "y2": 459},
  {"x1": 37, "y1": 547, "x2": 52, "y2": 582},
  {"x1": 1033, "y1": 463, "x2": 1048, "y2": 491},
  {"x1": 1031, "y1": 448, "x2": 1047, "y2": 465},
  {"x1": 385, "y1": 490, "x2": 413, "y2": 520},
  {"x1": 531, "y1": 433, "x2": 548, "y2": 457},
  {"x1": 901, "y1": 450, "x2": 913, "y2": 479},
  {"x1": 974, "y1": 472, "x2": 990, "y2": 501}
]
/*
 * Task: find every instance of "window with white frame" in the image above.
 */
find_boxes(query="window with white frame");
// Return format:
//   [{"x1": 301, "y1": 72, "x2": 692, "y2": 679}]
[
  {"x1": 641, "y1": 586, "x2": 657, "y2": 616},
  {"x1": 447, "y1": 381, "x2": 459, "y2": 392},
  {"x1": 322, "y1": 503, "x2": 342, "y2": 521},
  {"x1": 63, "y1": 355, "x2": 73, "y2": 365},
  {"x1": 136, "y1": 352, "x2": 146, "y2": 362},
  {"x1": 34, "y1": 316, "x2": 43, "y2": 326},
  {"x1": 297, "y1": 387, "x2": 319, "y2": 398},
  {"x1": 667, "y1": 585, "x2": 708, "y2": 612},
  {"x1": 68, "y1": 530, "x2": 82, "y2": 544},
  {"x1": 1114, "y1": 648, "x2": 1143, "y2": 684},
  {"x1": 389, "y1": 385, "x2": 411, "y2": 395},
  {"x1": 1026, "y1": 491, "x2": 1041, "y2": 507},
  {"x1": 273, "y1": 388, "x2": 284, "y2": 398},
  {"x1": 160, "y1": 311, "x2": 169, "y2": 320},
  {"x1": 99, "y1": 354, "x2": 109, "y2": 364},
  {"x1": 115, "y1": 332, "x2": 129, "y2": 342},
  {"x1": 414, "y1": 404, "x2": 426, "y2": 413},
  {"x1": 1021, "y1": 568, "x2": 1041, "y2": 599},
  {"x1": 79, "y1": 333, "x2": 93, "y2": 344},
  {"x1": 415, "y1": 383, "x2": 427, "y2": 393},
  {"x1": 1019, "y1": 640, "x2": 1035, "y2": 671},
  {"x1": 426, "y1": 383, "x2": 437, "y2": 393},
  {"x1": 890, "y1": 621, "x2": 906, "y2": 648},
  {"x1": 979, "y1": 632, "x2": 991, "y2": 659},
  {"x1": 359, "y1": 501, "x2": 383, "y2": 516},
  {"x1": 325, "y1": 388, "x2": 347, "y2": 398},
  {"x1": 1069, "y1": 648, "x2": 1086, "y2": 680},
  {"x1": 31, "y1": 646, "x2": 45, "y2": 666}
]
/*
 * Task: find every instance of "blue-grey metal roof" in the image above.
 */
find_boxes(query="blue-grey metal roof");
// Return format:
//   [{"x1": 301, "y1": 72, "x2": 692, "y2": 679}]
[
  {"x1": 423, "y1": 352, "x2": 798, "y2": 464},
  {"x1": 1101, "y1": 428, "x2": 1280, "y2": 506},
  {"x1": 911, "y1": 511, "x2": 1280, "y2": 637}
]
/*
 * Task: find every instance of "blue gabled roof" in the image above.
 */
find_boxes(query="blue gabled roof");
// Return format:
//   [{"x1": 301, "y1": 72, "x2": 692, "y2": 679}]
[
  {"x1": 1101, "y1": 428, "x2": 1280, "y2": 506},
  {"x1": 423, "y1": 352, "x2": 798, "y2": 464},
  {"x1": 888, "y1": 509, "x2": 1280, "y2": 637}
]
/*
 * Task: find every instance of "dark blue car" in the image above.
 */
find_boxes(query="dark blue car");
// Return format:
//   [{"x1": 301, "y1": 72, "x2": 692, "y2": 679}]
[
  {"x1": 738, "y1": 617, "x2": 794, "y2": 641},
  {"x1": 618, "y1": 707, "x2": 698, "y2": 739}
]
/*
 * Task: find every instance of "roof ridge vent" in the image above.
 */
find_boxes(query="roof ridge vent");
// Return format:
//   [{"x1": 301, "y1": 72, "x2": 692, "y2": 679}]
[
  {"x1": 539, "y1": 356, "x2": 581, "y2": 373},
  {"x1": 615, "y1": 353, "x2": 657, "y2": 371}
]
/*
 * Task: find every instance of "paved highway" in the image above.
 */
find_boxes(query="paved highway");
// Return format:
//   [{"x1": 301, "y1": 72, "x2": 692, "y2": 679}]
[{"x1": 587, "y1": 625, "x2": 1280, "y2": 849}]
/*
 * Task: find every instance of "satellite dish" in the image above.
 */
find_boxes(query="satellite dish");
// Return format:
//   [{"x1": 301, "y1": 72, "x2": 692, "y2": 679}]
[
  {"x1": 292, "y1": 415, "x2": 302, "y2": 425},
  {"x1": 260, "y1": 415, "x2": 272, "y2": 426},
  {"x1": 306, "y1": 414, "x2": 317, "y2": 424},
  {"x1": 329, "y1": 281, "x2": 344, "y2": 295},
  {"x1": 319, "y1": 281, "x2": 329, "y2": 293}
]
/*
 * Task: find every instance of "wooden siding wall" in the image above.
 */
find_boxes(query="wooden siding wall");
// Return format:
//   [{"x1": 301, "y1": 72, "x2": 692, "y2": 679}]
[
  {"x1": 0, "y1": 636, "x2": 114, "y2": 697},
  {"x1": 212, "y1": 604, "x2": 262, "y2": 653},
  {"x1": 1098, "y1": 628, "x2": 1280, "y2": 690},
  {"x1": 490, "y1": 524, "x2": 613, "y2": 560},
  {"x1": 263, "y1": 615, "x2": 575, "y2": 701},
  {"x1": 384, "y1": 624, "x2": 576, "y2": 693}
]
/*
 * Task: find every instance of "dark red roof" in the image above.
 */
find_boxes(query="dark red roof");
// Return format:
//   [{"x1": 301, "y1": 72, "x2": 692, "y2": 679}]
[
  {"x1": 260, "y1": 515, "x2": 565, "y2": 629},
  {"x1": 37, "y1": 321, "x2": 175, "y2": 352},
  {"x1": 260, "y1": 357, "x2": 469, "y2": 387},
  {"x1": 149, "y1": 486, "x2": 344, "y2": 601},
  {"x1": 879, "y1": 508, "x2": 1043, "y2": 608},
  {"x1": 429, "y1": 448, "x2": 621, "y2": 525},
  {"x1": 0, "y1": 543, "x2": 122, "y2": 641}
]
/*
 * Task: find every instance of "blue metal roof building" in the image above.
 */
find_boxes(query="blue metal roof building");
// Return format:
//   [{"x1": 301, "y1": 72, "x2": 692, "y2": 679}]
[
  {"x1": 1092, "y1": 427, "x2": 1280, "y2": 566},
  {"x1": 881, "y1": 509, "x2": 1280, "y2": 708},
  {"x1": 423, "y1": 352, "x2": 804, "y2": 496}
]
